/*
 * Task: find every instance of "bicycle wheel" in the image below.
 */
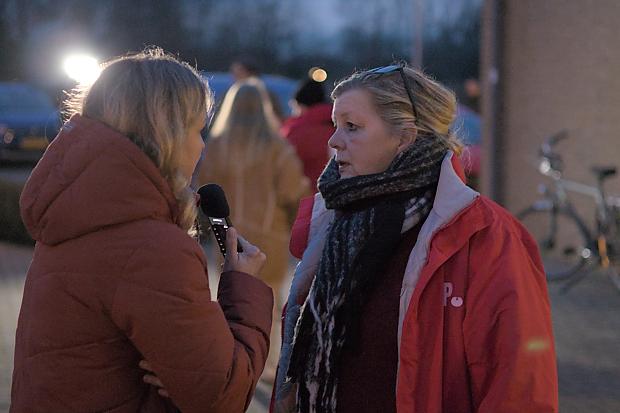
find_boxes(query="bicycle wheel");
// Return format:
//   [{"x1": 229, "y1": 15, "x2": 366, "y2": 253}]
[{"x1": 518, "y1": 206, "x2": 591, "y2": 281}]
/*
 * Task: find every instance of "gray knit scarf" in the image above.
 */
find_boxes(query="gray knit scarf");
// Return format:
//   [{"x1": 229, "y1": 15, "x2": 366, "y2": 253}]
[{"x1": 287, "y1": 136, "x2": 448, "y2": 413}]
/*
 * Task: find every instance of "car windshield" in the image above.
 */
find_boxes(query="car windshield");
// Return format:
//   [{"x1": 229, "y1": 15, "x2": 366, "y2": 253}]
[{"x1": 0, "y1": 84, "x2": 55, "y2": 113}]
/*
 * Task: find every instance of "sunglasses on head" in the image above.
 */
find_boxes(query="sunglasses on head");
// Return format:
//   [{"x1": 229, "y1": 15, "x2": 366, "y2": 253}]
[{"x1": 364, "y1": 63, "x2": 419, "y2": 122}]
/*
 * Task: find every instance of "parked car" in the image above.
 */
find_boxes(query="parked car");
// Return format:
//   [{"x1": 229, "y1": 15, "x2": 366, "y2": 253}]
[
  {"x1": 201, "y1": 72, "x2": 297, "y2": 120},
  {"x1": 0, "y1": 82, "x2": 60, "y2": 163}
]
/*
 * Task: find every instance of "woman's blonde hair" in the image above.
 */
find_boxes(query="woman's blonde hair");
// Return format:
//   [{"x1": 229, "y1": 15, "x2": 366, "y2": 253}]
[
  {"x1": 332, "y1": 64, "x2": 463, "y2": 155},
  {"x1": 65, "y1": 47, "x2": 211, "y2": 232},
  {"x1": 208, "y1": 79, "x2": 281, "y2": 164}
]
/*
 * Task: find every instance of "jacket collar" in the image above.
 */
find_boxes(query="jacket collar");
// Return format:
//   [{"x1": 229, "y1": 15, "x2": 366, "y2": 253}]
[
  {"x1": 400, "y1": 152, "x2": 494, "y2": 327},
  {"x1": 432, "y1": 152, "x2": 478, "y2": 220}
]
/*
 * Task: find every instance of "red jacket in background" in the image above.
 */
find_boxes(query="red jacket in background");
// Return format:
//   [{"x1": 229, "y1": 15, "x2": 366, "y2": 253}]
[{"x1": 280, "y1": 103, "x2": 335, "y2": 189}]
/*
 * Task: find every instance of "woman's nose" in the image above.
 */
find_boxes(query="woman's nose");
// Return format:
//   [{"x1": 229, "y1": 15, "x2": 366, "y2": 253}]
[{"x1": 328, "y1": 130, "x2": 343, "y2": 150}]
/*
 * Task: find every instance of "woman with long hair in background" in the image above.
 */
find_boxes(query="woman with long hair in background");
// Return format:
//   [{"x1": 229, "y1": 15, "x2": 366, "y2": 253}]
[{"x1": 198, "y1": 79, "x2": 310, "y2": 380}]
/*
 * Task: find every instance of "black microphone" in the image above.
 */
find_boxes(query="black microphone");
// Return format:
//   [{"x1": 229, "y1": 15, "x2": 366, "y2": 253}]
[{"x1": 197, "y1": 183, "x2": 243, "y2": 256}]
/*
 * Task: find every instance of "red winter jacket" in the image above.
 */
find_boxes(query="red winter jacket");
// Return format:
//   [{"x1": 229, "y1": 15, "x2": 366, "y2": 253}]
[
  {"x1": 272, "y1": 154, "x2": 558, "y2": 413},
  {"x1": 280, "y1": 103, "x2": 335, "y2": 189},
  {"x1": 12, "y1": 115, "x2": 273, "y2": 413}
]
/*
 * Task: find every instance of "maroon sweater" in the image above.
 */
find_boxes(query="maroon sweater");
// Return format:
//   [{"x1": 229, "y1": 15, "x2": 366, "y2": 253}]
[{"x1": 336, "y1": 224, "x2": 422, "y2": 413}]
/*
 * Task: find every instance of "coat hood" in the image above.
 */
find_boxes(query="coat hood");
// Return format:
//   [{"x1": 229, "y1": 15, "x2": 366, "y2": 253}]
[{"x1": 20, "y1": 114, "x2": 179, "y2": 246}]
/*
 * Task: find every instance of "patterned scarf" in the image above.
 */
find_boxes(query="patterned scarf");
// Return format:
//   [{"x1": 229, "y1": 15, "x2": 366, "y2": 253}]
[{"x1": 287, "y1": 136, "x2": 448, "y2": 413}]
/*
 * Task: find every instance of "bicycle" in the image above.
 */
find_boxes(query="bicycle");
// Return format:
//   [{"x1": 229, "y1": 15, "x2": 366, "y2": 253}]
[{"x1": 517, "y1": 130, "x2": 620, "y2": 292}]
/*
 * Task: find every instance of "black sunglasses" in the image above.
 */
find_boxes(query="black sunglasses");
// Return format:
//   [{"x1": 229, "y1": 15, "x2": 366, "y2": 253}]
[{"x1": 364, "y1": 63, "x2": 419, "y2": 122}]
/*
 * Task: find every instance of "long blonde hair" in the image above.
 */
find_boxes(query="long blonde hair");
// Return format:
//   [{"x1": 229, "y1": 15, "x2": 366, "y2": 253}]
[
  {"x1": 65, "y1": 47, "x2": 211, "y2": 232},
  {"x1": 332, "y1": 64, "x2": 463, "y2": 155},
  {"x1": 208, "y1": 79, "x2": 281, "y2": 164}
]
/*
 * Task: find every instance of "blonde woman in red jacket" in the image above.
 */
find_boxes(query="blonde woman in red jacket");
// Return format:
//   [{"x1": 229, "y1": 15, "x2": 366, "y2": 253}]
[
  {"x1": 12, "y1": 48, "x2": 273, "y2": 413},
  {"x1": 272, "y1": 63, "x2": 558, "y2": 413}
]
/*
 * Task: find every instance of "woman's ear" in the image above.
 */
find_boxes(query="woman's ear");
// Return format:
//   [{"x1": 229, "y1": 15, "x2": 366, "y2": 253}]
[{"x1": 396, "y1": 130, "x2": 416, "y2": 154}]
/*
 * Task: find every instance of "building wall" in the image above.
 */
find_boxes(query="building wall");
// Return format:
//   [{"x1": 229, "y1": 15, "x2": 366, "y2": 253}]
[{"x1": 481, "y1": 0, "x2": 620, "y2": 225}]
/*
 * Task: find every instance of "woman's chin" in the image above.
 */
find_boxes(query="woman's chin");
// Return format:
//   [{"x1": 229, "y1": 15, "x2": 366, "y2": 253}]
[{"x1": 338, "y1": 166, "x2": 355, "y2": 179}]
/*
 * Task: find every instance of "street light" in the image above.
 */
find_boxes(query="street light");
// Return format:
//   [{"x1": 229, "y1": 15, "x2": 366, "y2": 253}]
[
  {"x1": 309, "y1": 67, "x2": 328, "y2": 82},
  {"x1": 63, "y1": 54, "x2": 101, "y2": 86}
]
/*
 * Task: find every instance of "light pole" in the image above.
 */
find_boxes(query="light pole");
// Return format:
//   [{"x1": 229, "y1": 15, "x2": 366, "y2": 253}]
[{"x1": 412, "y1": 0, "x2": 424, "y2": 68}]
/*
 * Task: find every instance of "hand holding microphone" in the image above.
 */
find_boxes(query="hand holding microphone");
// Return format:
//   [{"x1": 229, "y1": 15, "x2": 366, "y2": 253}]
[
  {"x1": 198, "y1": 183, "x2": 266, "y2": 276},
  {"x1": 221, "y1": 227, "x2": 266, "y2": 276}
]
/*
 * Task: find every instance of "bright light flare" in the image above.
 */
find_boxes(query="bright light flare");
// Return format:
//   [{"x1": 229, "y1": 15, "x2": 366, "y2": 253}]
[
  {"x1": 309, "y1": 67, "x2": 328, "y2": 82},
  {"x1": 63, "y1": 54, "x2": 101, "y2": 85}
]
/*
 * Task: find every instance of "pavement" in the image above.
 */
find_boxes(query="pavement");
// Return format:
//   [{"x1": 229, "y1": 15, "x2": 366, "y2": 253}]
[
  {"x1": 0, "y1": 243, "x2": 29, "y2": 411},
  {"x1": 0, "y1": 242, "x2": 619, "y2": 413},
  {"x1": 548, "y1": 268, "x2": 620, "y2": 412}
]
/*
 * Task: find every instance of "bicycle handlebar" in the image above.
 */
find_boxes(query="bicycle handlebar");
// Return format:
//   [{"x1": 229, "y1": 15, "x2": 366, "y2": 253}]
[
  {"x1": 538, "y1": 130, "x2": 568, "y2": 174},
  {"x1": 540, "y1": 130, "x2": 568, "y2": 157},
  {"x1": 547, "y1": 130, "x2": 569, "y2": 146}
]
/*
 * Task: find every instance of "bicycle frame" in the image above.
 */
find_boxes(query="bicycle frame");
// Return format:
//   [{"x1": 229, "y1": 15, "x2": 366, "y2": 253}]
[
  {"x1": 525, "y1": 132, "x2": 620, "y2": 292},
  {"x1": 537, "y1": 140, "x2": 619, "y2": 266},
  {"x1": 539, "y1": 156, "x2": 620, "y2": 232}
]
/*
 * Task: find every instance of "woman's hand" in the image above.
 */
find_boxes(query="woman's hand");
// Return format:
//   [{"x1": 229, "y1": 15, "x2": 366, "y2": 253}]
[
  {"x1": 222, "y1": 227, "x2": 266, "y2": 276},
  {"x1": 139, "y1": 360, "x2": 170, "y2": 398}
]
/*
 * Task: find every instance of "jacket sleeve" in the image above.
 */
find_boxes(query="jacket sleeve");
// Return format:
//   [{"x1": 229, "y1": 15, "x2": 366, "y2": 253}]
[
  {"x1": 463, "y1": 222, "x2": 559, "y2": 413},
  {"x1": 288, "y1": 195, "x2": 315, "y2": 259},
  {"x1": 110, "y1": 238, "x2": 273, "y2": 413}
]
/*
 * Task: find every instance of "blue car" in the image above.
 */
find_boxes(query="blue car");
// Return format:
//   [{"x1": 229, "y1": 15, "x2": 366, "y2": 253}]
[
  {"x1": 201, "y1": 72, "x2": 297, "y2": 119},
  {"x1": 0, "y1": 82, "x2": 61, "y2": 163}
]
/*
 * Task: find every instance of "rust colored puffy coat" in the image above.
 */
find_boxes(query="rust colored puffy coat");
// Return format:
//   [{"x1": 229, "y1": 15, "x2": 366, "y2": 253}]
[{"x1": 12, "y1": 114, "x2": 273, "y2": 413}]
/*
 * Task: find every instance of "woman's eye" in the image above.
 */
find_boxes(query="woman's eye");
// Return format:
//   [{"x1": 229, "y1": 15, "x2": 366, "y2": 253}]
[{"x1": 346, "y1": 122, "x2": 358, "y2": 131}]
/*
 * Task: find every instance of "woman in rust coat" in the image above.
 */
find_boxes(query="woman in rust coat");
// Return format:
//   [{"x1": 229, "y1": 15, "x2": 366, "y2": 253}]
[{"x1": 11, "y1": 49, "x2": 273, "y2": 413}]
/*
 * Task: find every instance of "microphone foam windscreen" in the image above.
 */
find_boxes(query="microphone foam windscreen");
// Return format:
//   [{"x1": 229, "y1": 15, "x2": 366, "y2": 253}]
[{"x1": 197, "y1": 184, "x2": 230, "y2": 218}]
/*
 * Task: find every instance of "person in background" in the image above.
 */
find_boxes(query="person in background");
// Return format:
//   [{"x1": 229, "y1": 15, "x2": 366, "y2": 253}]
[
  {"x1": 11, "y1": 48, "x2": 273, "y2": 413},
  {"x1": 230, "y1": 57, "x2": 286, "y2": 122},
  {"x1": 272, "y1": 62, "x2": 558, "y2": 413},
  {"x1": 230, "y1": 58, "x2": 260, "y2": 82},
  {"x1": 197, "y1": 79, "x2": 310, "y2": 381},
  {"x1": 463, "y1": 77, "x2": 481, "y2": 113},
  {"x1": 281, "y1": 77, "x2": 335, "y2": 189}
]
